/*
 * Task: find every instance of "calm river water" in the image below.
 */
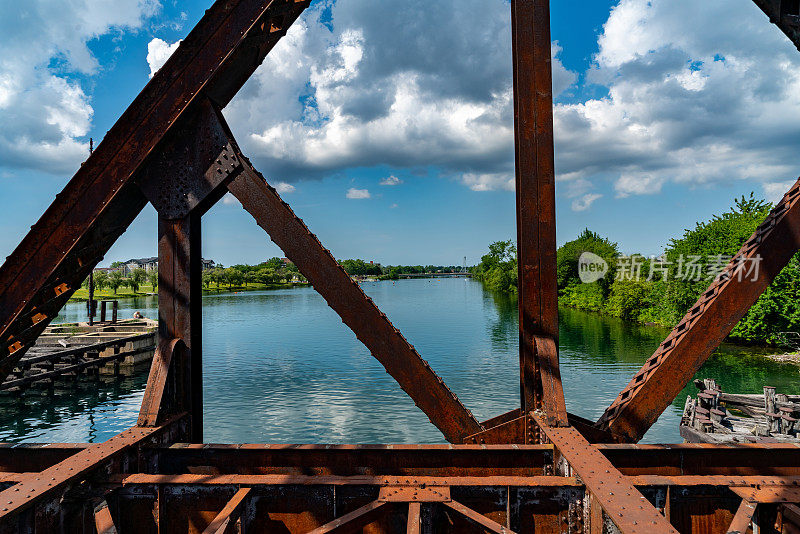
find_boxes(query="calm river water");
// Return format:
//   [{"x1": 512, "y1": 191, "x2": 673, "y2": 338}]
[{"x1": 2, "y1": 278, "x2": 798, "y2": 444}]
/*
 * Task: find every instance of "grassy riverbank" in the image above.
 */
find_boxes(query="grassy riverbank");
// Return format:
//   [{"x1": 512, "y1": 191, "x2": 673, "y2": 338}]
[{"x1": 69, "y1": 282, "x2": 308, "y2": 302}]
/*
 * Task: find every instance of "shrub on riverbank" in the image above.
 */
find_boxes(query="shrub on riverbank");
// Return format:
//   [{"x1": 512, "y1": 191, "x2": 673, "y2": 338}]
[
  {"x1": 472, "y1": 240, "x2": 518, "y2": 293},
  {"x1": 475, "y1": 193, "x2": 800, "y2": 346}
]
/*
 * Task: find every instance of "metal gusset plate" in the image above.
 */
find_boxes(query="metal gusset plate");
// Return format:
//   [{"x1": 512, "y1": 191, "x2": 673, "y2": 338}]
[{"x1": 598, "y1": 178, "x2": 800, "y2": 442}]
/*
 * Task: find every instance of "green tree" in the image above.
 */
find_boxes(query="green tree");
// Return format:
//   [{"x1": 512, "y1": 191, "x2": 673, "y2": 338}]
[
  {"x1": 661, "y1": 193, "x2": 773, "y2": 325},
  {"x1": 129, "y1": 268, "x2": 147, "y2": 293},
  {"x1": 202, "y1": 269, "x2": 214, "y2": 288},
  {"x1": 108, "y1": 270, "x2": 123, "y2": 294},
  {"x1": 224, "y1": 268, "x2": 243, "y2": 288},
  {"x1": 265, "y1": 257, "x2": 285, "y2": 270},
  {"x1": 93, "y1": 271, "x2": 108, "y2": 290},
  {"x1": 255, "y1": 268, "x2": 276, "y2": 285},
  {"x1": 556, "y1": 229, "x2": 619, "y2": 294},
  {"x1": 473, "y1": 240, "x2": 518, "y2": 294},
  {"x1": 147, "y1": 270, "x2": 158, "y2": 290}
]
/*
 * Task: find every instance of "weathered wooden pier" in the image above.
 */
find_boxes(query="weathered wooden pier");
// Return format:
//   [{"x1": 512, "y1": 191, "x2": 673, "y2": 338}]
[
  {"x1": 681, "y1": 379, "x2": 800, "y2": 444},
  {"x1": 1, "y1": 0, "x2": 800, "y2": 532},
  {"x1": 0, "y1": 319, "x2": 156, "y2": 394}
]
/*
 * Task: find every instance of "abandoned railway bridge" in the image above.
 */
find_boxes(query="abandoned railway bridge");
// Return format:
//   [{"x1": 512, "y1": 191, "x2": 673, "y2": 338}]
[{"x1": 1, "y1": 0, "x2": 800, "y2": 532}]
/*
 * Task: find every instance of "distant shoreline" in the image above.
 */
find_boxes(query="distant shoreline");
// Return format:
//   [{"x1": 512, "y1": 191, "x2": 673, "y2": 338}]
[{"x1": 68, "y1": 282, "x2": 310, "y2": 302}]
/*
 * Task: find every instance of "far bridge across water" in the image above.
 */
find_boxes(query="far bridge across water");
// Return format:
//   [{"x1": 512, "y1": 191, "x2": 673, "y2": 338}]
[{"x1": 397, "y1": 272, "x2": 472, "y2": 279}]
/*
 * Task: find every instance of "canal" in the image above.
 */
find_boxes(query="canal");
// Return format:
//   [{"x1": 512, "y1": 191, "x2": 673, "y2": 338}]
[{"x1": 1, "y1": 278, "x2": 798, "y2": 444}]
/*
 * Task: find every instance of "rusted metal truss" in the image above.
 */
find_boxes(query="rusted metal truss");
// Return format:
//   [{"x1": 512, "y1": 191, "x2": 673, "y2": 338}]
[
  {"x1": 1, "y1": 0, "x2": 800, "y2": 532},
  {"x1": 597, "y1": 178, "x2": 800, "y2": 442}
]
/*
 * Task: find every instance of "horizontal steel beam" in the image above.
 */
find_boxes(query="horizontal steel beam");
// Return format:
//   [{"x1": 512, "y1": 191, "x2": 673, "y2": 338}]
[
  {"x1": 0, "y1": 415, "x2": 187, "y2": 521},
  {"x1": 120, "y1": 474, "x2": 579, "y2": 487}
]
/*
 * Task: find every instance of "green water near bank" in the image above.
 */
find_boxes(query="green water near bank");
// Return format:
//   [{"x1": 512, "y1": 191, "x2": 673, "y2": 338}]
[{"x1": 1, "y1": 279, "x2": 797, "y2": 443}]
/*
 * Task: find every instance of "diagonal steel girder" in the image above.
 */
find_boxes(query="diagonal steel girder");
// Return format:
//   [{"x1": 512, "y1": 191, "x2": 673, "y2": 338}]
[
  {"x1": 226, "y1": 152, "x2": 484, "y2": 443},
  {"x1": 597, "y1": 178, "x2": 800, "y2": 442},
  {"x1": 0, "y1": 0, "x2": 309, "y2": 383}
]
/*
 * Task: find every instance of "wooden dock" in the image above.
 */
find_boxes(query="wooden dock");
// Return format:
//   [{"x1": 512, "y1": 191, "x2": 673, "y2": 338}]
[
  {"x1": 680, "y1": 378, "x2": 800, "y2": 443},
  {"x1": 0, "y1": 319, "x2": 157, "y2": 394}
]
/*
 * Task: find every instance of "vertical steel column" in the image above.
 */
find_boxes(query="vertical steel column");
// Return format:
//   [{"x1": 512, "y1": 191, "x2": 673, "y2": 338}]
[
  {"x1": 511, "y1": 0, "x2": 567, "y2": 426},
  {"x1": 158, "y1": 213, "x2": 202, "y2": 442}
]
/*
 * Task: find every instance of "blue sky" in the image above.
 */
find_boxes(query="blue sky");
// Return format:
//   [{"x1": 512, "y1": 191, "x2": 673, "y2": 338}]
[{"x1": 1, "y1": 0, "x2": 799, "y2": 267}]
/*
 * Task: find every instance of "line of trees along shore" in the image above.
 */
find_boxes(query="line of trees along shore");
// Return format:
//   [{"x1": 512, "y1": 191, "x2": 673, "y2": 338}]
[
  {"x1": 202, "y1": 258, "x2": 306, "y2": 288},
  {"x1": 473, "y1": 194, "x2": 800, "y2": 346},
  {"x1": 83, "y1": 268, "x2": 157, "y2": 294}
]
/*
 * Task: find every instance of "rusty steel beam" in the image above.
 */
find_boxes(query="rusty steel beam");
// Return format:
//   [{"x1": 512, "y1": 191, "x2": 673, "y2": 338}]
[
  {"x1": 407, "y1": 502, "x2": 421, "y2": 534},
  {"x1": 201, "y1": 487, "x2": 251, "y2": 534},
  {"x1": 11, "y1": 442, "x2": 800, "y2": 478},
  {"x1": 471, "y1": 409, "x2": 618, "y2": 444},
  {"x1": 227, "y1": 157, "x2": 483, "y2": 442},
  {"x1": 0, "y1": 415, "x2": 186, "y2": 522},
  {"x1": 727, "y1": 499, "x2": 757, "y2": 534},
  {"x1": 120, "y1": 474, "x2": 579, "y2": 487},
  {"x1": 306, "y1": 499, "x2": 389, "y2": 534},
  {"x1": 0, "y1": 0, "x2": 308, "y2": 383},
  {"x1": 94, "y1": 499, "x2": 118, "y2": 534},
  {"x1": 463, "y1": 413, "x2": 529, "y2": 444},
  {"x1": 598, "y1": 179, "x2": 800, "y2": 442},
  {"x1": 443, "y1": 500, "x2": 518, "y2": 534},
  {"x1": 138, "y1": 338, "x2": 189, "y2": 427},
  {"x1": 511, "y1": 0, "x2": 567, "y2": 427},
  {"x1": 158, "y1": 215, "x2": 203, "y2": 442},
  {"x1": 532, "y1": 414, "x2": 678, "y2": 534},
  {"x1": 140, "y1": 100, "x2": 241, "y2": 442}
]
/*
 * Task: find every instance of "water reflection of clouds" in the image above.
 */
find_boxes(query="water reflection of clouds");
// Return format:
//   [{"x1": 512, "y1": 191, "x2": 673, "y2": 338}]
[{"x1": 15, "y1": 281, "x2": 798, "y2": 446}]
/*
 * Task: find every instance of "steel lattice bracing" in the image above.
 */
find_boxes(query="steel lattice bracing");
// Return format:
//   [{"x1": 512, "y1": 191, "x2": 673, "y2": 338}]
[{"x1": 0, "y1": 0, "x2": 799, "y2": 532}]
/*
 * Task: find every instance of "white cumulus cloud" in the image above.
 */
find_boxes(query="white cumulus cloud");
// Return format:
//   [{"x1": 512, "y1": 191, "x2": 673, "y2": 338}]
[
  {"x1": 380, "y1": 175, "x2": 402, "y2": 186},
  {"x1": 460, "y1": 172, "x2": 515, "y2": 192},
  {"x1": 146, "y1": 38, "x2": 181, "y2": 78},
  {"x1": 572, "y1": 193, "x2": 603, "y2": 212},
  {"x1": 222, "y1": 0, "x2": 574, "y2": 190},
  {"x1": 346, "y1": 187, "x2": 370, "y2": 199},
  {"x1": 275, "y1": 182, "x2": 296, "y2": 194},
  {"x1": 0, "y1": 0, "x2": 160, "y2": 175},
  {"x1": 554, "y1": 0, "x2": 800, "y2": 196}
]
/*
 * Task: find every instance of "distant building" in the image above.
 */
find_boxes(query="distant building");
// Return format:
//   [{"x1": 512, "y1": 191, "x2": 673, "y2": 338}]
[
  {"x1": 114, "y1": 257, "x2": 214, "y2": 275},
  {"x1": 121, "y1": 257, "x2": 158, "y2": 276},
  {"x1": 281, "y1": 258, "x2": 292, "y2": 265}
]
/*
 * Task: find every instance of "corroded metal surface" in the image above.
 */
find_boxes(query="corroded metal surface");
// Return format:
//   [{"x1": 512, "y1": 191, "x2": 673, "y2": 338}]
[
  {"x1": 512, "y1": 0, "x2": 567, "y2": 426},
  {"x1": 533, "y1": 413, "x2": 679, "y2": 534},
  {"x1": 0, "y1": 0, "x2": 798, "y2": 531}
]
